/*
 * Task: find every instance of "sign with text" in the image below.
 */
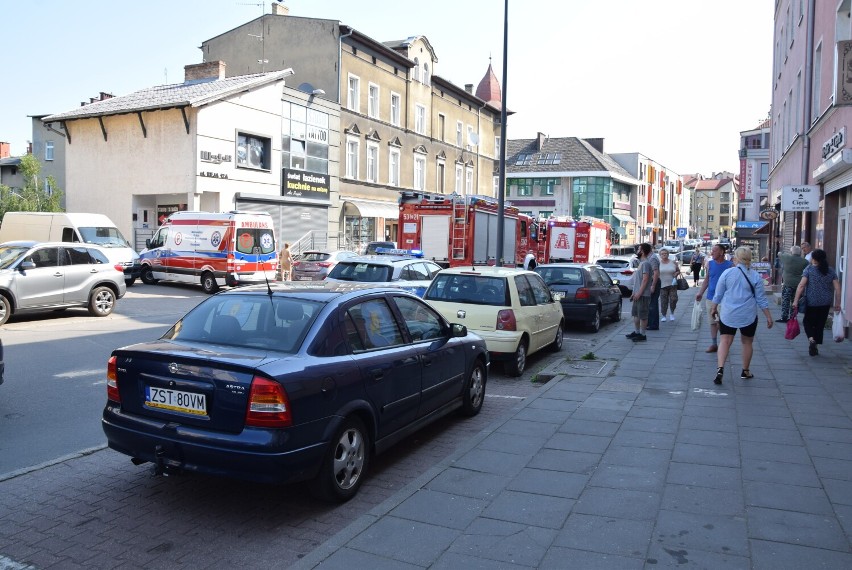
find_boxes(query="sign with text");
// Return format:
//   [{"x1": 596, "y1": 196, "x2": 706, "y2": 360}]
[
  {"x1": 781, "y1": 185, "x2": 820, "y2": 211},
  {"x1": 822, "y1": 127, "x2": 846, "y2": 160},
  {"x1": 835, "y1": 40, "x2": 852, "y2": 106},
  {"x1": 281, "y1": 169, "x2": 330, "y2": 202}
]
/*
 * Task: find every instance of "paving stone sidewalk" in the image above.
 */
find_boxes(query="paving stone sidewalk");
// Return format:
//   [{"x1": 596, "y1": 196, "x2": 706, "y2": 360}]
[{"x1": 294, "y1": 295, "x2": 852, "y2": 569}]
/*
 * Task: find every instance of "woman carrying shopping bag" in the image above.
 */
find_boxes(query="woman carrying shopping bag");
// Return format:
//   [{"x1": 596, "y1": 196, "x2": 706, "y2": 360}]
[
  {"x1": 658, "y1": 249, "x2": 681, "y2": 322},
  {"x1": 792, "y1": 249, "x2": 841, "y2": 356}
]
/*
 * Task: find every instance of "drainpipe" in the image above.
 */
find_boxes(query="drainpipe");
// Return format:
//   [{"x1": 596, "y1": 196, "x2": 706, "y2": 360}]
[
  {"x1": 800, "y1": 0, "x2": 816, "y2": 240},
  {"x1": 475, "y1": 99, "x2": 487, "y2": 195},
  {"x1": 337, "y1": 26, "x2": 355, "y2": 103}
]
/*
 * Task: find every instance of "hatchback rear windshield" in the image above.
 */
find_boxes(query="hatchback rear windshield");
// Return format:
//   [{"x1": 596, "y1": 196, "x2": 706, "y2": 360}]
[
  {"x1": 301, "y1": 252, "x2": 331, "y2": 262},
  {"x1": 235, "y1": 227, "x2": 276, "y2": 255},
  {"x1": 596, "y1": 259, "x2": 630, "y2": 269},
  {"x1": 327, "y1": 262, "x2": 392, "y2": 282},
  {"x1": 424, "y1": 274, "x2": 508, "y2": 306},
  {"x1": 535, "y1": 267, "x2": 583, "y2": 286},
  {"x1": 163, "y1": 294, "x2": 322, "y2": 353}
]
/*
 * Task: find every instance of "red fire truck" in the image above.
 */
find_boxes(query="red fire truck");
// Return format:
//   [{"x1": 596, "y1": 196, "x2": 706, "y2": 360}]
[
  {"x1": 398, "y1": 191, "x2": 537, "y2": 268},
  {"x1": 533, "y1": 217, "x2": 611, "y2": 265}
]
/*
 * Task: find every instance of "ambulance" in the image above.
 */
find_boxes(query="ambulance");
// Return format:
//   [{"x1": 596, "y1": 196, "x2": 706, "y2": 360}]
[{"x1": 138, "y1": 211, "x2": 278, "y2": 293}]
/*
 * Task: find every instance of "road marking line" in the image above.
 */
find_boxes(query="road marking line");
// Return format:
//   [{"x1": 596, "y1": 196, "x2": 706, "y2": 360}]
[
  {"x1": 486, "y1": 394, "x2": 525, "y2": 399},
  {"x1": 56, "y1": 369, "x2": 103, "y2": 379}
]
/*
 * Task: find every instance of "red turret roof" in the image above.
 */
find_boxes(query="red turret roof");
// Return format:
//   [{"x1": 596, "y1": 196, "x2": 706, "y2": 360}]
[{"x1": 475, "y1": 63, "x2": 502, "y2": 106}]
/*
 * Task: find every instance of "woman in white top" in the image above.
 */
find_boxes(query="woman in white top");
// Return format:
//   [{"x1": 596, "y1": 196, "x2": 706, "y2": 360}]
[{"x1": 657, "y1": 249, "x2": 681, "y2": 322}]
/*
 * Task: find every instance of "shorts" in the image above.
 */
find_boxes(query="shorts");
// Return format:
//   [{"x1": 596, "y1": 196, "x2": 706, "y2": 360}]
[
  {"x1": 718, "y1": 317, "x2": 758, "y2": 337},
  {"x1": 707, "y1": 302, "x2": 719, "y2": 323},
  {"x1": 631, "y1": 296, "x2": 650, "y2": 320}
]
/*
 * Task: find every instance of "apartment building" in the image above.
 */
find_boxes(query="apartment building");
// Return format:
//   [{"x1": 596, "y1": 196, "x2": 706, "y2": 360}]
[
  {"x1": 202, "y1": 3, "x2": 503, "y2": 247},
  {"x1": 737, "y1": 119, "x2": 772, "y2": 259},
  {"x1": 610, "y1": 153, "x2": 682, "y2": 245},
  {"x1": 769, "y1": 0, "x2": 852, "y2": 312}
]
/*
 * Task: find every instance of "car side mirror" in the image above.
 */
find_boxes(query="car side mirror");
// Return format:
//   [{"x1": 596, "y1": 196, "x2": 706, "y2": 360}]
[
  {"x1": 19, "y1": 261, "x2": 36, "y2": 271},
  {"x1": 451, "y1": 323, "x2": 467, "y2": 337},
  {"x1": 145, "y1": 238, "x2": 152, "y2": 249},
  {"x1": 551, "y1": 291, "x2": 565, "y2": 301}
]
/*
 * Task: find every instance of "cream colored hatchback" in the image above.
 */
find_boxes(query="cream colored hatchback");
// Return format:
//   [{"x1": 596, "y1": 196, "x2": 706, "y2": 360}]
[{"x1": 423, "y1": 267, "x2": 564, "y2": 376}]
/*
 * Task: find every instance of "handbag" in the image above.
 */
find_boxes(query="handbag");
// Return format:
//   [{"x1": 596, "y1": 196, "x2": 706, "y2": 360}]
[
  {"x1": 785, "y1": 308, "x2": 801, "y2": 340},
  {"x1": 676, "y1": 276, "x2": 690, "y2": 291},
  {"x1": 691, "y1": 298, "x2": 704, "y2": 331},
  {"x1": 699, "y1": 267, "x2": 706, "y2": 278},
  {"x1": 833, "y1": 310, "x2": 845, "y2": 342}
]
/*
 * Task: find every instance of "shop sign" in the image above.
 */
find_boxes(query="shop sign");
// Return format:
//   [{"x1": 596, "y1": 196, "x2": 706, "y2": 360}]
[
  {"x1": 282, "y1": 168, "x2": 330, "y2": 201},
  {"x1": 835, "y1": 40, "x2": 852, "y2": 105},
  {"x1": 822, "y1": 127, "x2": 846, "y2": 160},
  {"x1": 781, "y1": 185, "x2": 820, "y2": 211}
]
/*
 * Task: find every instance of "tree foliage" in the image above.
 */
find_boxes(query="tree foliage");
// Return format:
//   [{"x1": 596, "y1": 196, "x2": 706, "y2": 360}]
[{"x1": 0, "y1": 154, "x2": 64, "y2": 222}]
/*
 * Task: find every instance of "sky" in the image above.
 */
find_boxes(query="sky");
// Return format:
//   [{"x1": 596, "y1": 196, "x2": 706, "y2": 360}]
[{"x1": 0, "y1": 0, "x2": 773, "y2": 176}]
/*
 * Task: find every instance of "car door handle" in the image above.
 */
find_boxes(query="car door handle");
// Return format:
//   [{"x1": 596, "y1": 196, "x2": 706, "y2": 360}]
[
  {"x1": 421, "y1": 355, "x2": 433, "y2": 367},
  {"x1": 368, "y1": 368, "x2": 384, "y2": 383},
  {"x1": 53, "y1": 272, "x2": 63, "y2": 278}
]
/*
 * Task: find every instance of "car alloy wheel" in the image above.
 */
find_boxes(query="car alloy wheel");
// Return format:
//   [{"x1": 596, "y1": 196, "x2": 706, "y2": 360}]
[
  {"x1": 461, "y1": 361, "x2": 485, "y2": 415},
  {"x1": 88, "y1": 286, "x2": 116, "y2": 317},
  {"x1": 311, "y1": 416, "x2": 370, "y2": 502},
  {"x1": 549, "y1": 323, "x2": 564, "y2": 352},
  {"x1": 504, "y1": 339, "x2": 527, "y2": 377},
  {"x1": 588, "y1": 307, "x2": 601, "y2": 333},
  {"x1": 613, "y1": 298, "x2": 623, "y2": 322}
]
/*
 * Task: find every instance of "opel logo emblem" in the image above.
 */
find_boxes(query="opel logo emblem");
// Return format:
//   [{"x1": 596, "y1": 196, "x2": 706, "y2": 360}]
[{"x1": 169, "y1": 363, "x2": 179, "y2": 374}]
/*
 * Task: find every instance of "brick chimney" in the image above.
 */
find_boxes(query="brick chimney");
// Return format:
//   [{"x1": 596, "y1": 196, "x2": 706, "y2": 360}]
[
  {"x1": 0, "y1": 141, "x2": 10, "y2": 158},
  {"x1": 583, "y1": 137, "x2": 604, "y2": 153},
  {"x1": 185, "y1": 61, "x2": 226, "y2": 82},
  {"x1": 271, "y1": 2, "x2": 289, "y2": 15},
  {"x1": 464, "y1": 84, "x2": 474, "y2": 94},
  {"x1": 537, "y1": 132, "x2": 547, "y2": 151}
]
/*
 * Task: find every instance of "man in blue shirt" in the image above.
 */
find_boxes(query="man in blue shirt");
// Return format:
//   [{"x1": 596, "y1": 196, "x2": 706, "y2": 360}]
[{"x1": 695, "y1": 244, "x2": 733, "y2": 352}]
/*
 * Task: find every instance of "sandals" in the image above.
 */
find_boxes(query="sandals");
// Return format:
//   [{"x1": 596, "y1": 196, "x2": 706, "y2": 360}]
[
  {"x1": 714, "y1": 367, "x2": 724, "y2": 385},
  {"x1": 740, "y1": 369, "x2": 754, "y2": 380}
]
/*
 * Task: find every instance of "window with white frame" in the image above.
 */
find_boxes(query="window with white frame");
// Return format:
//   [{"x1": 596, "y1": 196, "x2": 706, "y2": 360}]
[
  {"x1": 345, "y1": 137, "x2": 359, "y2": 179},
  {"x1": 390, "y1": 92, "x2": 401, "y2": 126},
  {"x1": 494, "y1": 136, "x2": 500, "y2": 159},
  {"x1": 413, "y1": 57, "x2": 420, "y2": 83},
  {"x1": 456, "y1": 122, "x2": 463, "y2": 147},
  {"x1": 437, "y1": 161, "x2": 445, "y2": 193},
  {"x1": 45, "y1": 141, "x2": 54, "y2": 161},
  {"x1": 467, "y1": 125, "x2": 475, "y2": 148},
  {"x1": 493, "y1": 176, "x2": 499, "y2": 195},
  {"x1": 368, "y1": 83, "x2": 379, "y2": 119},
  {"x1": 465, "y1": 166, "x2": 474, "y2": 194},
  {"x1": 423, "y1": 63, "x2": 430, "y2": 86},
  {"x1": 415, "y1": 104, "x2": 426, "y2": 134},
  {"x1": 389, "y1": 148, "x2": 401, "y2": 186},
  {"x1": 812, "y1": 43, "x2": 822, "y2": 123},
  {"x1": 347, "y1": 74, "x2": 360, "y2": 113},
  {"x1": 414, "y1": 154, "x2": 426, "y2": 190},
  {"x1": 366, "y1": 143, "x2": 379, "y2": 183},
  {"x1": 455, "y1": 164, "x2": 463, "y2": 193}
]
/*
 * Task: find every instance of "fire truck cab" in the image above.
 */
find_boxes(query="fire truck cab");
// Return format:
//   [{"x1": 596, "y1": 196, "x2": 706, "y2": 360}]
[
  {"x1": 535, "y1": 217, "x2": 611, "y2": 265},
  {"x1": 398, "y1": 191, "x2": 537, "y2": 268}
]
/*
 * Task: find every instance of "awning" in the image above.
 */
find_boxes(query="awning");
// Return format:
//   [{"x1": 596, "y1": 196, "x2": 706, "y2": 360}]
[
  {"x1": 613, "y1": 213, "x2": 636, "y2": 223},
  {"x1": 344, "y1": 198, "x2": 399, "y2": 219}
]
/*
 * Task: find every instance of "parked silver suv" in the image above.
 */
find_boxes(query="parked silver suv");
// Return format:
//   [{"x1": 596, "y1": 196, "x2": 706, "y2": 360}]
[{"x1": 0, "y1": 241, "x2": 127, "y2": 325}]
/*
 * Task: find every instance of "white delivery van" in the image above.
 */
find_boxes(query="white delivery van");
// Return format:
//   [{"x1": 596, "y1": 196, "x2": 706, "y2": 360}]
[
  {"x1": 138, "y1": 211, "x2": 278, "y2": 293},
  {"x1": 0, "y1": 212, "x2": 141, "y2": 286}
]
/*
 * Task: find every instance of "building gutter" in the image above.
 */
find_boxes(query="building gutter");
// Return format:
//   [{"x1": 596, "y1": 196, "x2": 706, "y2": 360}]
[{"x1": 801, "y1": 0, "x2": 815, "y2": 186}]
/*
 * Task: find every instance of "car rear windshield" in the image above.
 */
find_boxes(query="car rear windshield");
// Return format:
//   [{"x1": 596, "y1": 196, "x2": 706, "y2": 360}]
[
  {"x1": 327, "y1": 262, "x2": 392, "y2": 282},
  {"x1": 163, "y1": 295, "x2": 322, "y2": 352},
  {"x1": 424, "y1": 274, "x2": 508, "y2": 306},
  {"x1": 535, "y1": 267, "x2": 583, "y2": 285},
  {"x1": 302, "y1": 252, "x2": 331, "y2": 262},
  {"x1": 596, "y1": 259, "x2": 630, "y2": 269},
  {"x1": 235, "y1": 227, "x2": 276, "y2": 255}
]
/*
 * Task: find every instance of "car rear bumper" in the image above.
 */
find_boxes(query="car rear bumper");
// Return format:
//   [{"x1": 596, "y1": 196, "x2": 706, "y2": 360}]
[
  {"x1": 559, "y1": 302, "x2": 599, "y2": 322},
  {"x1": 102, "y1": 406, "x2": 329, "y2": 484},
  {"x1": 467, "y1": 329, "x2": 523, "y2": 355}
]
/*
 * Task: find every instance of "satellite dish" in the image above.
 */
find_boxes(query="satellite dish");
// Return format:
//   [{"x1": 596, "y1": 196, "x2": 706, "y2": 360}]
[
  {"x1": 297, "y1": 82, "x2": 316, "y2": 94},
  {"x1": 468, "y1": 132, "x2": 480, "y2": 145}
]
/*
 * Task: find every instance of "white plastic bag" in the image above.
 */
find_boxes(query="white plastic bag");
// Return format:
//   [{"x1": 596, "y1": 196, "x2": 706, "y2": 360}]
[
  {"x1": 833, "y1": 311, "x2": 845, "y2": 343},
  {"x1": 691, "y1": 299, "x2": 704, "y2": 331}
]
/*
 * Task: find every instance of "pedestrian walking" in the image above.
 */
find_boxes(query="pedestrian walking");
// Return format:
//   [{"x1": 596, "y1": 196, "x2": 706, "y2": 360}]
[
  {"x1": 801, "y1": 241, "x2": 813, "y2": 262},
  {"x1": 690, "y1": 248, "x2": 705, "y2": 286},
  {"x1": 777, "y1": 245, "x2": 809, "y2": 322},
  {"x1": 792, "y1": 248, "x2": 841, "y2": 356},
  {"x1": 709, "y1": 247, "x2": 774, "y2": 384},
  {"x1": 646, "y1": 247, "x2": 662, "y2": 330},
  {"x1": 626, "y1": 243, "x2": 654, "y2": 342},
  {"x1": 695, "y1": 244, "x2": 733, "y2": 352},
  {"x1": 658, "y1": 248, "x2": 681, "y2": 322},
  {"x1": 279, "y1": 242, "x2": 293, "y2": 281}
]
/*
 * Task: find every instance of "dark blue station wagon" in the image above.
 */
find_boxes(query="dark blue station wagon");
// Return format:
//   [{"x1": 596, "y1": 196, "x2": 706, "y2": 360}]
[{"x1": 102, "y1": 284, "x2": 488, "y2": 502}]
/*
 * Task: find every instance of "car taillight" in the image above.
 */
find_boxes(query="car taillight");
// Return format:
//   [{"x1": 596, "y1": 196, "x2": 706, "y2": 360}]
[
  {"x1": 245, "y1": 376, "x2": 292, "y2": 428},
  {"x1": 496, "y1": 309, "x2": 517, "y2": 331},
  {"x1": 107, "y1": 355, "x2": 120, "y2": 403},
  {"x1": 576, "y1": 288, "x2": 590, "y2": 300},
  {"x1": 113, "y1": 264, "x2": 124, "y2": 273},
  {"x1": 317, "y1": 261, "x2": 333, "y2": 267},
  {"x1": 620, "y1": 269, "x2": 634, "y2": 275},
  {"x1": 226, "y1": 253, "x2": 236, "y2": 272}
]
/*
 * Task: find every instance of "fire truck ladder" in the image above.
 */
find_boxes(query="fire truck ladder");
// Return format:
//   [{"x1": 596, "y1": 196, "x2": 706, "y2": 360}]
[{"x1": 451, "y1": 198, "x2": 468, "y2": 260}]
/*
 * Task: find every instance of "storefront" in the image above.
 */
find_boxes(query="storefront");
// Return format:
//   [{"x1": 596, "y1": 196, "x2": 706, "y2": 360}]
[{"x1": 341, "y1": 197, "x2": 399, "y2": 249}]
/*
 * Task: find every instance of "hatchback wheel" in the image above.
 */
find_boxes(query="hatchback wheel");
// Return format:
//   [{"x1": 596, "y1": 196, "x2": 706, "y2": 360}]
[
  {"x1": 461, "y1": 361, "x2": 486, "y2": 415},
  {"x1": 311, "y1": 416, "x2": 370, "y2": 503},
  {"x1": 88, "y1": 286, "x2": 116, "y2": 317},
  {"x1": 587, "y1": 306, "x2": 601, "y2": 333},
  {"x1": 612, "y1": 298, "x2": 623, "y2": 322},
  {"x1": 140, "y1": 266, "x2": 158, "y2": 285},
  {"x1": 548, "y1": 322, "x2": 564, "y2": 352},
  {"x1": 201, "y1": 271, "x2": 219, "y2": 294},
  {"x1": 0, "y1": 296, "x2": 11, "y2": 325},
  {"x1": 504, "y1": 339, "x2": 527, "y2": 377}
]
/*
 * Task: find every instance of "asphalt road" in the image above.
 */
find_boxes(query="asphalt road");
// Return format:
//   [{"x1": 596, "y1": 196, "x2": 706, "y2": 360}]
[{"x1": 0, "y1": 283, "x2": 613, "y2": 568}]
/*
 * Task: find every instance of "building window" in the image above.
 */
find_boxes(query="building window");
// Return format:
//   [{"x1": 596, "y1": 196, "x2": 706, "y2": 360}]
[
  {"x1": 423, "y1": 62, "x2": 430, "y2": 86},
  {"x1": 538, "y1": 211, "x2": 553, "y2": 219},
  {"x1": 541, "y1": 178, "x2": 557, "y2": 195},
  {"x1": 45, "y1": 141, "x2": 54, "y2": 161},
  {"x1": 438, "y1": 114, "x2": 445, "y2": 141},
  {"x1": 708, "y1": 215, "x2": 715, "y2": 222},
  {"x1": 812, "y1": 43, "x2": 821, "y2": 123},
  {"x1": 236, "y1": 132, "x2": 271, "y2": 170},
  {"x1": 390, "y1": 92, "x2": 401, "y2": 126},
  {"x1": 493, "y1": 176, "x2": 499, "y2": 195},
  {"x1": 467, "y1": 125, "x2": 475, "y2": 148},
  {"x1": 414, "y1": 154, "x2": 426, "y2": 190},
  {"x1": 415, "y1": 104, "x2": 426, "y2": 134},
  {"x1": 456, "y1": 122, "x2": 463, "y2": 147},
  {"x1": 347, "y1": 74, "x2": 360, "y2": 113},
  {"x1": 455, "y1": 164, "x2": 463, "y2": 193},
  {"x1": 536, "y1": 153, "x2": 561, "y2": 165},
  {"x1": 413, "y1": 57, "x2": 420, "y2": 83},
  {"x1": 465, "y1": 166, "x2": 474, "y2": 194},
  {"x1": 494, "y1": 136, "x2": 501, "y2": 159},
  {"x1": 515, "y1": 153, "x2": 533, "y2": 166},
  {"x1": 437, "y1": 161, "x2": 445, "y2": 193},
  {"x1": 515, "y1": 179, "x2": 533, "y2": 196},
  {"x1": 389, "y1": 148, "x2": 400, "y2": 186},
  {"x1": 282, "y1": 102, "x2": 330, "y2": 174},
  {"x1": 368, "y1": 83, "x2": 379, "y2": 118},
  {"x1": 345, "y1": 137, "x2": 359, "y2": 179},
  {"x1": 759, "y1": 163, "x2": 769, "y2": 188},
  {"x1": 366, "y1": 143, "x2": 379, "y2": 183}
]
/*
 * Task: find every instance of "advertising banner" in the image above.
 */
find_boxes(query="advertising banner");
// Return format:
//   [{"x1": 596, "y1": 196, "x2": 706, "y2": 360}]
[
  {"x1": 281, "y1": 169, "x2": 330, "y2": 202},
  {"x1": 781, "y1": 185, "x2": 820, "y2": 211}
]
